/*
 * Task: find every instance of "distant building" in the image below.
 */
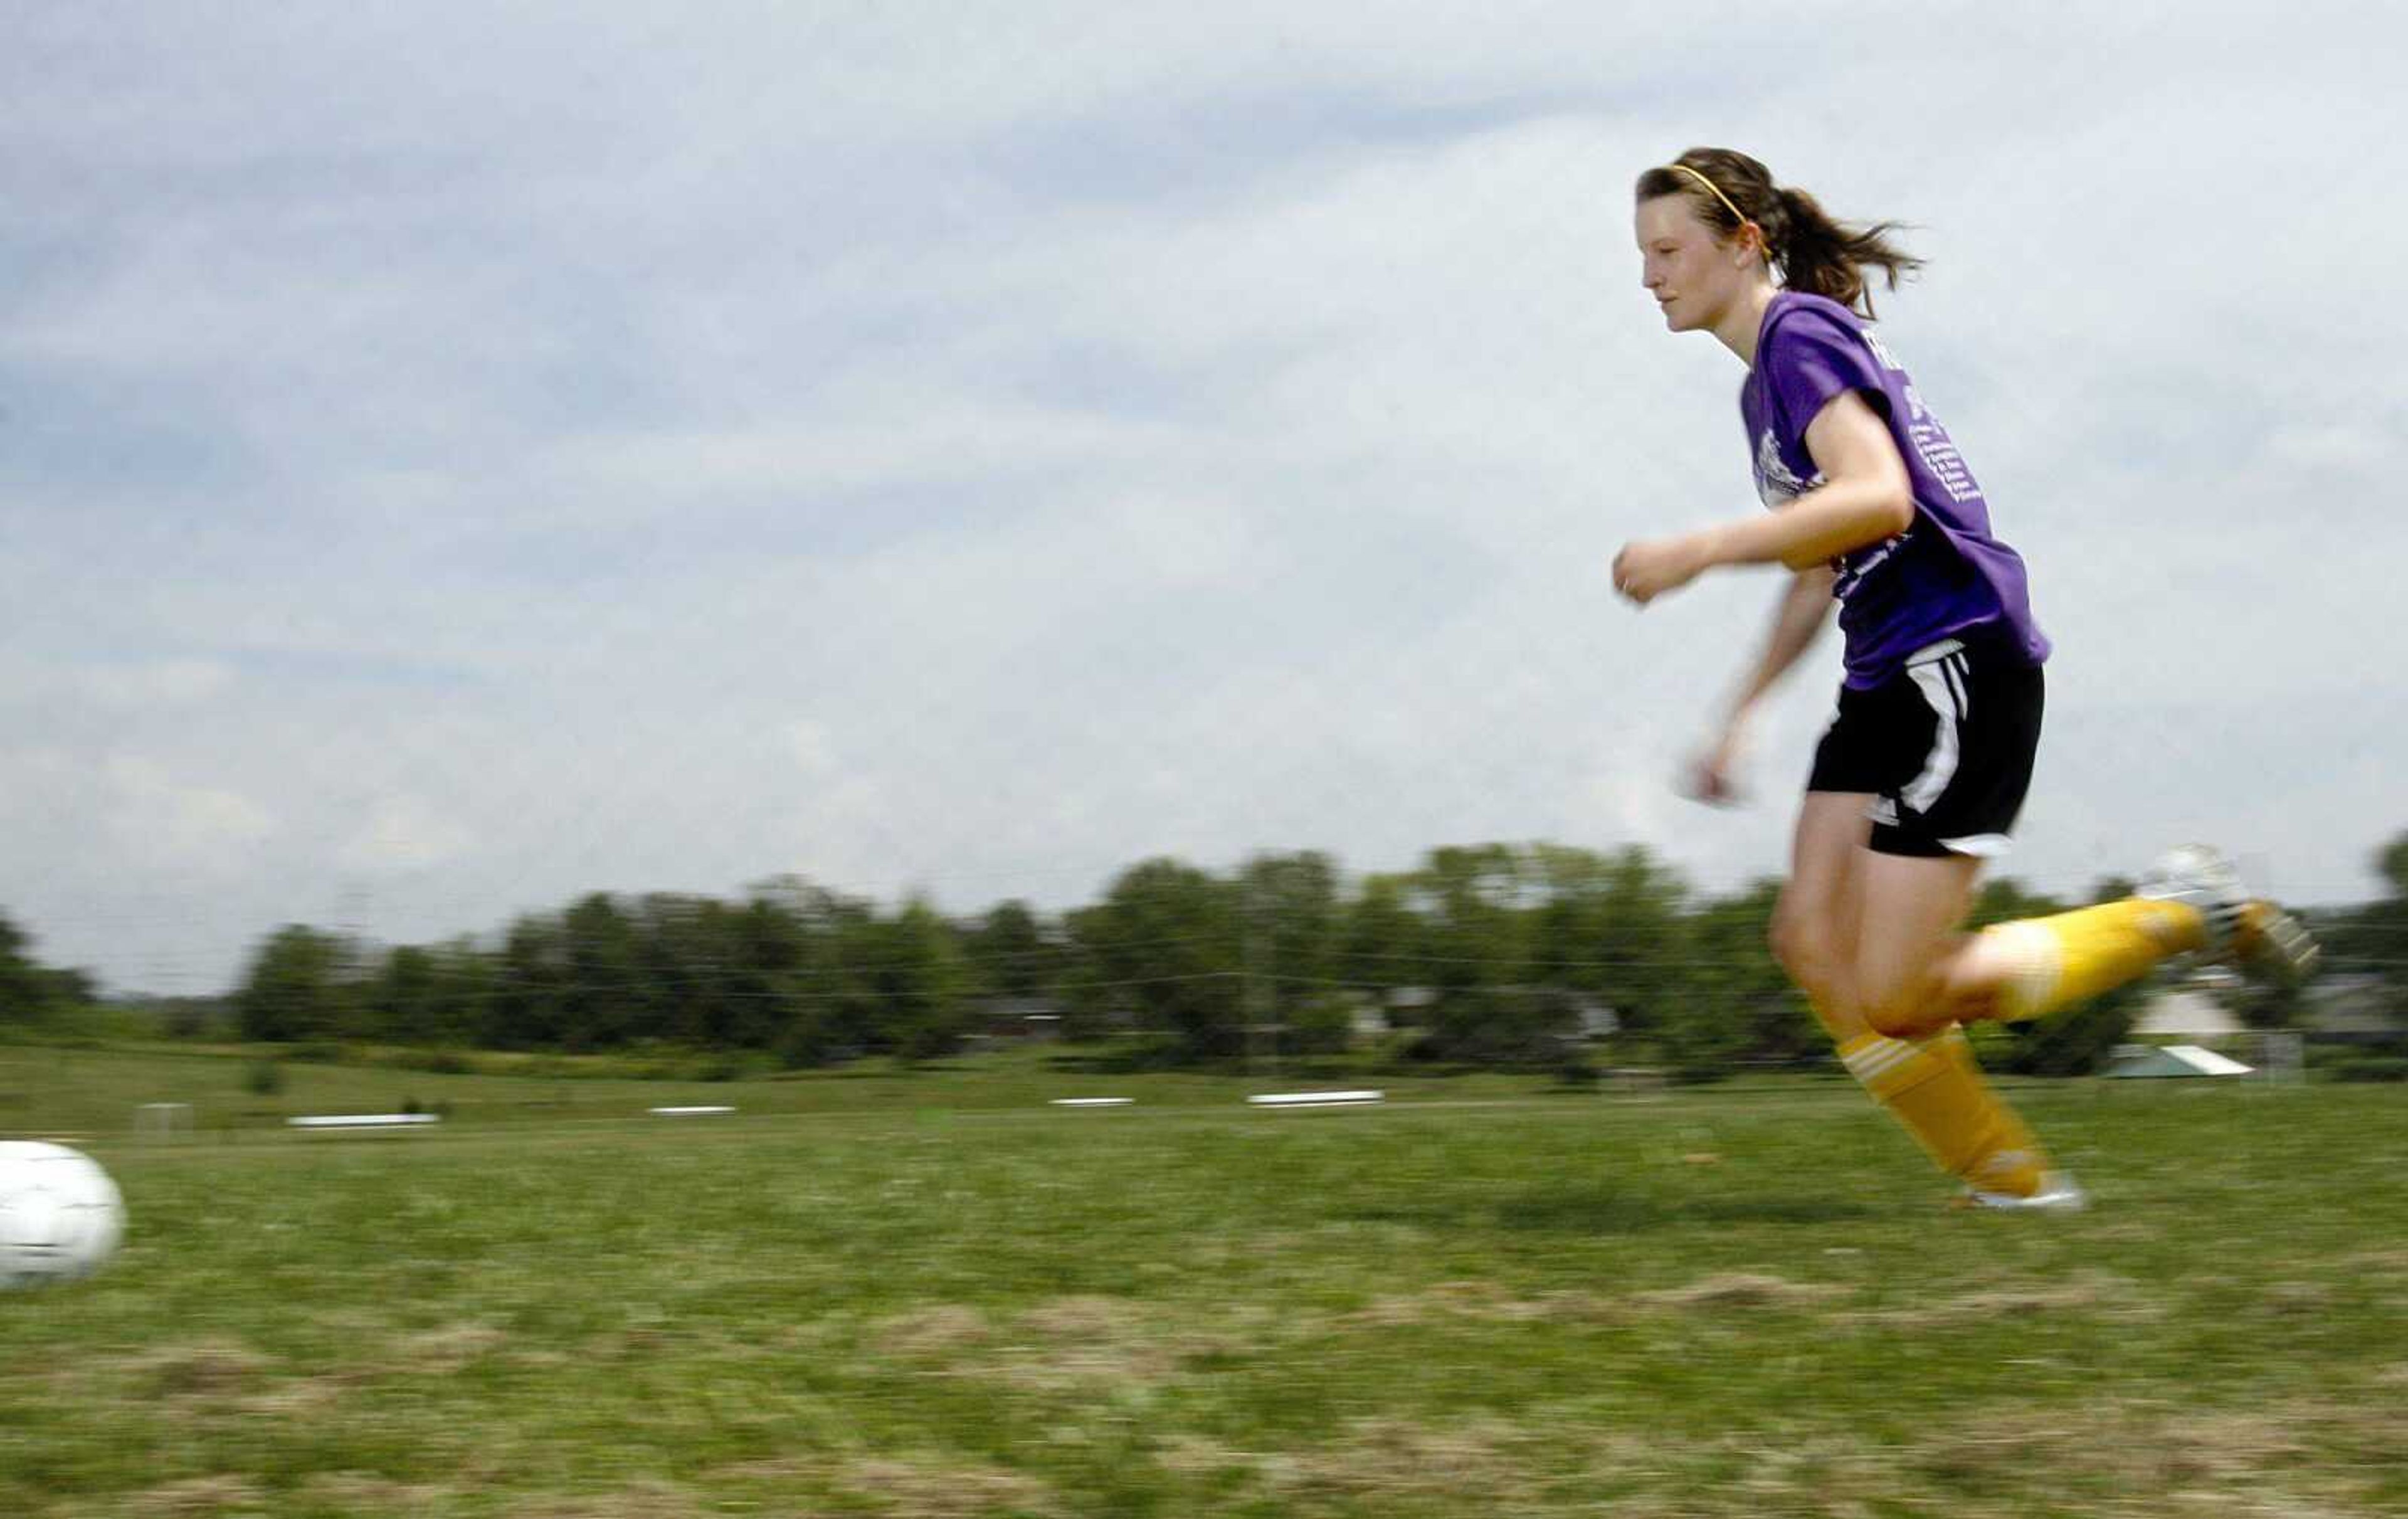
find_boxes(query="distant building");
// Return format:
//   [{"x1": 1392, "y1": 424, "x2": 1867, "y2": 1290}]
[
  {"x1": 2300, "y1": 975, "x2": 2404, "y2": 1044},
  {"x1": 978, "y1": 997, "x2": 1065, "y2": 1041},
  {"x1": 1348, "y1": 996, "x2": 1390, "y2": 1042},
  {"x1": 2106, "y1": 1043, "x2": 2253, "y2": 1079},
  {"x1": 1378, "y1": 983, "x2": 1615, "y2": 1040},
  {"x1": 2130, "y1": 988, "x2": 2246, "y2": 1042}
]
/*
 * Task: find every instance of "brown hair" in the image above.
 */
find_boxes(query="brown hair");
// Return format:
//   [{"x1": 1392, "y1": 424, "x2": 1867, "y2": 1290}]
[{"x1": 1634, "y1": 148, "x2": 1924, "y2": 319}]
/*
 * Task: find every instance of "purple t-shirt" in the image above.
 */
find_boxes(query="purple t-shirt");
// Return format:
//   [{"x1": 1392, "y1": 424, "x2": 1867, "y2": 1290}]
[{"x1": 1741, "y1": 291, "x2": 2049, "y2": 688}]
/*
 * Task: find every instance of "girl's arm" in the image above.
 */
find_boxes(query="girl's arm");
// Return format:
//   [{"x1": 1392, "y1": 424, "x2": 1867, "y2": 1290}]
[
  {"x1": 1687, "y1": 564, "x2": 1837, "y2": 803},
  {"x1": 1731, "y1": 562, "x2": 1839, "y2": 712},
  {"x1": 1612, "y1": 389, "x2": 1912, "y2": 603}
]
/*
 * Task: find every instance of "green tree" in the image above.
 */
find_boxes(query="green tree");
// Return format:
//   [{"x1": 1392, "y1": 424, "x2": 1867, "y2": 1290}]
[
  {"x1": 881, "y1": 897, "x2": 974, "y2": 1063},
  {"x1": 966, "y1": 899, "x2": 1060, "y2": 1001},
  {"x1": 484, "y1": 914, "x2": 568, "y2": 1049},
  {"x1": 426, "y1": 938, "x2": 495, "y2": 1048},
  {"x1": 558, "y1": 894, "x2": 645, "y2": 1051},
  {"x1": 1671, "y1": 879, "x2": 1809, "y2": 1077},
  {"x1": 1528, "y1": 844, "x2": 1692, "y2": 1035},
  {"x1": 721, "y1": 892, "x2": 810, "y2": 1050},
  {"x1": 235, "y1": 925, "x2": 353, "y2": 1043},
  {"x1": 368, "y1": 945, "x2": 443, "y2": 1045},
  {"x1": 1338, "y1": 872, "x2": 1423, "y2": 1012},
  {"x1": 2380, "y1": 833, "x2": 2408, "y2": 899},
  {"x1": 1409, "y1": 845, "x2": 1558, "y2": 1062},
  {"x1": 1240, "y1": 852, "x2": 1342, "y2": 1040},
  {"x1": 2320, "y1": 830, "x2": 2408, "y2": 1022},
  {"x1": 628, "y1": 894, "x2": 741, "y2": 1048},
  {"x1": 1077, "y1": 858, "x2": 1242, "y2": 1059},
  {"x1": 0, "y1": 913, "x2": 56, "y2": 1024}
]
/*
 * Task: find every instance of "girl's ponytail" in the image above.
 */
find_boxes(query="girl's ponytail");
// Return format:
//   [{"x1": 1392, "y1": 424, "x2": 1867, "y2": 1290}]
[{"x1": 1765, "y1": 183, "x2": 1923, "y2": 317}]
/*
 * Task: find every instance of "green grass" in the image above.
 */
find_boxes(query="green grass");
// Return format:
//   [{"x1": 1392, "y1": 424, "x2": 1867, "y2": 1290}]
[{"x1": 4, "y1": 1045, "x2": 2406, "y2": 1516}]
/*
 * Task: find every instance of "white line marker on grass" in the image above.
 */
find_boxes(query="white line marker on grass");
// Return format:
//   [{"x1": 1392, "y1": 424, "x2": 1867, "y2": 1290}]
[
  {"x1": 648, "y1": 1106, "x2": 737, "y2": 1116},
  {"x1": 287, "y1": 1113, "x2": 441, "y2": 1130},
  {"x1": 1246, "y1": 1089, "x2": 1384, "y2": 1109},
  {"x1": 1049, "y1": 1098, "x2": 1134, "y2": 1108}
]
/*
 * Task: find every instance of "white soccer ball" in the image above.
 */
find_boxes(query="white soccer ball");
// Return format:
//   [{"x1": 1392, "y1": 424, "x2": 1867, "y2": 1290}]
[{"x1": 0, "y1": 1141, "x2": 125, "y2": 1289}]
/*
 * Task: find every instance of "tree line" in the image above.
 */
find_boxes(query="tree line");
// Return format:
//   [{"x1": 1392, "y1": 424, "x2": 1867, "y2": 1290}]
[
  {"x1": 6, "y1": 832, "x2": 2404, "y2": 1077},
  {"x1": 211, "y1": 845, "x2": 1798, "y2": 1073}
]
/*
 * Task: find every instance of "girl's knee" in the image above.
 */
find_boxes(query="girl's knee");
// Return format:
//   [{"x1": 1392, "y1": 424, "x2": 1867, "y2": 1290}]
[
  {"x1": 1768, "y1": 909, "x2": 1835, "y2": 985},
  {"x1": 1861, "y1": 981, "x2": 1942, "y2": 1040}
]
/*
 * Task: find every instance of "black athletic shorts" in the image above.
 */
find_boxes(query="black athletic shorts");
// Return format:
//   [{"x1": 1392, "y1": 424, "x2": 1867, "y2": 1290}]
[{"x1": 1805, "y1": 635, "x2": 2044, "y2": 859}]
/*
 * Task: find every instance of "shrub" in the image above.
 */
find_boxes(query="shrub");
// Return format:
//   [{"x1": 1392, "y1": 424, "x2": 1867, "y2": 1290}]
[
  {"x1": 2325, "y1": 1051, "x2": 2408, "y2": 1083},
  {"x1": 1282, "y1": 996, "x2": 1355, "y2": 1057}
]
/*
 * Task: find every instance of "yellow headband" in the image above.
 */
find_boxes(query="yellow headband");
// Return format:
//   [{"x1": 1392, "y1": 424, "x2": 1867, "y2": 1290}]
[{"x1": 1666, "y1": 163, "x2": 1772, "y2": 262}]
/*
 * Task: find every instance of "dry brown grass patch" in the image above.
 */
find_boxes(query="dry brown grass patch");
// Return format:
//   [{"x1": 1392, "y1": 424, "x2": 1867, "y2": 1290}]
[
  {"x1": 1866, "y1": 1269, "x2": 2152, "y2": 1328},
  {"x1": 840, "y1": 1456, "x2": 1059, "y2": 1516},
  {"x1": 705, "y1": 1455, "x2": 825, "y2": 1483},
  {"x1": 130, "y1": 1342, "x2": 272, "y2": 1400},
  {"x1": 1015, "y1": 1294, "x2": 1146, "y2": 1339},
  {"x1": 972, "y1": 1294, "x2": 1205, "y2": 1391},
  {"x1": 504, "y1": 1479, "x2": 709, "y2": 1518},
  {"x1": 1343, "y1": 1278, "x2": 1624, "y2": 1328},
  {"x1": 1637, "y1": 1272, "x2": 1843, "y2": 1311},
  {"x1": 1906, "y1": 1401, "x2": 2332, "y2": 1504},
  {"x1": 234, "y1": 1372, "x2": 368, "y2": 1419},
  {"x1": 1265, "y1": 1417, "x2": 1539, "y2": 1501},
  {"x1": 1151, "y1": 1418, "x2": 1591, "y2": 1505},
  {"x1": 2335, "y1": 1248, "x2": 2408, "y2": 1275},
  {"x1": 395, "y1": 1321, "x2": 509, "y2": 1370},
  {"x1": 125, "y1": 1476, "x2": 263, "y2": 1516},
  {"x1": 2256, "y1": 1281, "x2": 2338, "y2": 1316},
  {"x1": 1154, "y1": 1433, "x2": 1261, "y2": 1477},
  {"x1": 874, "y1": 1303, "x2": 995, "y2": 1358},
  {"x1": 288, "y1": 1472, "x2": 457, "y2": 1513}
]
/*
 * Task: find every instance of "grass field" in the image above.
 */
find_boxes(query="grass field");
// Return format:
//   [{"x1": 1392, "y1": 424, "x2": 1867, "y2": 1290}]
[{"x1": 4, "y1": 1045, "x2": 2405, "y2": 1517}]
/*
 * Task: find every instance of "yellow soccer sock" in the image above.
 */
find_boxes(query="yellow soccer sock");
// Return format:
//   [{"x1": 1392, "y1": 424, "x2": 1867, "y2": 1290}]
[
  {"x1": 1977, "y1": 898, "x2": 2209, "y2": 1022},
  {"x1": 1838, "y1": 1027, "x2": 2048, "y2": 1197}
]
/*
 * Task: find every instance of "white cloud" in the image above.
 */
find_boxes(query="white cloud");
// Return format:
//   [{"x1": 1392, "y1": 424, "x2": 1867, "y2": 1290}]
[
  {"x1": 339, "y1": 796, "x2": 480, "y2": 873},
  {"x1": 77, "y1": 660, "x2": 235, "y2": 711},
  {"x1": 102, "y1": 758, "x2": 277, "y2": 866}
]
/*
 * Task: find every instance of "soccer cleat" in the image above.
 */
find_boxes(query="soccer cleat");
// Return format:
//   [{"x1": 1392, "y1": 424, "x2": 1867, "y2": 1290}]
[
  {"x1": 1955, "y1": 1172, "x2": 2087, "y2": 1212},
  {"x1": 2137, "y1": 844, "x2": 2320, "y2": 983},
  {"x1": 2234, "y1": 900, "x2": 2321, "y2": 985},
  {"x1": 2136, "y1": 844, "x2": 2249, "y2": 948}
]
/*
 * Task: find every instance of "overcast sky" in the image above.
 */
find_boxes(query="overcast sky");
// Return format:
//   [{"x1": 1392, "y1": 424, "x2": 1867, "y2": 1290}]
[{"x1": 5, "y1": 4, "x2": 2400, "y2": 994}]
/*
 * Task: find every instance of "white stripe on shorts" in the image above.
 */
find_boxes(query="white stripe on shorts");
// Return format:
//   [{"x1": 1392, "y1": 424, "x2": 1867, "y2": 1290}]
[
  {"x1": 1940, "y1": 832, "x2": 2016, "y2": 858},
  {"x1": 1900, "y1": 659, "x2": 1965, "y2": 815}
]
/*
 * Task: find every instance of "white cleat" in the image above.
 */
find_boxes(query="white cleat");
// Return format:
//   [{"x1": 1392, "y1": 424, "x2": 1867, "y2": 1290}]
[
  {"x1": 2137, "y1": 844, "x2": 2320, "y2": 984},
  {"x1": 2136, "y1": 844, "x2": 2250, "y2": 948},
  {"x1": 1957, "y1": 1172, "x2": 2088, "y2": 1212}
]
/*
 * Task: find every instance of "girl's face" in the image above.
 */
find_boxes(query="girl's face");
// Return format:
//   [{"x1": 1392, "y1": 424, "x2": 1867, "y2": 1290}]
[{"x1": 1635, "y1": 194, "x2": 1748, "y2": 334}]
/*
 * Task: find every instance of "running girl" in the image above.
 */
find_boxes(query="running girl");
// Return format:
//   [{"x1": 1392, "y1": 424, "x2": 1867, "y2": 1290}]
[{"x1": 1612, "y1": 147, "x2": 2314, "y2": 1208}]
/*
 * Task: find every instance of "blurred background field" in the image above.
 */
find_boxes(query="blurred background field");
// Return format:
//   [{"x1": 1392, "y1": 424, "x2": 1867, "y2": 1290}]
[{"x1": 4, "y1": 1044, "x2": 2404, "y2": 1518}]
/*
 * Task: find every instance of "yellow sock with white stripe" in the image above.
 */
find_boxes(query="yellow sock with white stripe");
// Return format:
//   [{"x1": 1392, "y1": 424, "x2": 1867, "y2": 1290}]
[
  {"x1": 1838, "y1": 1027, "x2": 2047, "y2": 1198},
  {"x1": 1978, "y1": 898, "x2": 2209, "y2": 1022}
]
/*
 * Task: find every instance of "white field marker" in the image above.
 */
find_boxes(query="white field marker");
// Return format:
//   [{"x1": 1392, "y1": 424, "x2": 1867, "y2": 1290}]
[
  {"x1": 1246, "y1": 1089, "x2": 1384, "y2": 1108},
  {"x1": 648, "y1": 1106, "x2": 737, "y2": 1116},
  {"x1": 1049, "y1": 1098, "x2": 1134, "y2": 1108},
  {"x1": 287, "y1": 1113, "x2": 441, "y2": 1130}
]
